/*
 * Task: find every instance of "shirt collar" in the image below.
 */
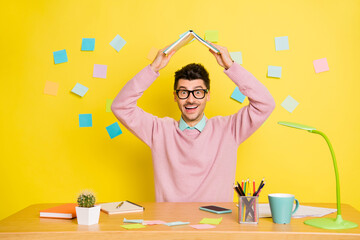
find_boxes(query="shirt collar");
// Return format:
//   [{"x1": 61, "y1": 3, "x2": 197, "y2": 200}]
[{"x1": 179, "y1": 114, "x2": 207, "y2": 132}]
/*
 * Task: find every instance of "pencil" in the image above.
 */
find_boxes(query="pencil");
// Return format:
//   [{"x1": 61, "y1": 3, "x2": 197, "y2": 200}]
[{"x1": 253, "y1": 180, "x2": 255, "y2": 195}]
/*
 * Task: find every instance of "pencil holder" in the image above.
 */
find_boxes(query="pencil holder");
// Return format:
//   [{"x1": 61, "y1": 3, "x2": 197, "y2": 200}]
[{"x1": 238, "y1": 196, "x2": 259, "y2": 224}]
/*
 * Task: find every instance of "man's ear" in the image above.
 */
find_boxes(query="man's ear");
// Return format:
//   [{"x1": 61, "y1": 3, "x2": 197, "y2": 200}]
[
  {"x1": 173, "y1": 91, "x2": 177, "y2": 102},
  {"x1": 207, "y1": 91, "x2": 210, "y2": 101}
]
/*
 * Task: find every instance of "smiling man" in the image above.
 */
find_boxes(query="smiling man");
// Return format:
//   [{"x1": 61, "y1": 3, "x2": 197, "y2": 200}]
[{"x1": 111, "y1": 43, "x2": 275, "y2": 202}]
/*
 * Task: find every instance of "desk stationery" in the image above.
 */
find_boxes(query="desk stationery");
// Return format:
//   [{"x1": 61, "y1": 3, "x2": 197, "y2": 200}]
[{"x1": 0, "y1": 202, "x2": 359, "y2": 240}]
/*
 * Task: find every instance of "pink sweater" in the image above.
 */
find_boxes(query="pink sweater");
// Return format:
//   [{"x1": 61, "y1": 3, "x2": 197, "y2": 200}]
[{"x1": 111, "y1": 63, "x2": 275, "y2": 202}]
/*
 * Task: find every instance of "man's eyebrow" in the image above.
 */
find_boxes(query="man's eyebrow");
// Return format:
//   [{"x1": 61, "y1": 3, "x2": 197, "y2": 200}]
[{"x1": 178, "y1": 86, "x2": 204, "y2": 89}]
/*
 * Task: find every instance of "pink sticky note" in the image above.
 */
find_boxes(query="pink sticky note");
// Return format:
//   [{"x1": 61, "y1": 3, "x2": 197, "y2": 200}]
[
  {"x1": 190, "y1": 224, "x2": 216, "y2": 229},
  {"x1": 142, "y1": 220, "x2": 166, "y2": 225},
  {"x1": 313, "y1": 58, "x2": 329, "y2": 73},
  {"x1": 93, "y1": 64, "x2": 107, "y2": 78}
]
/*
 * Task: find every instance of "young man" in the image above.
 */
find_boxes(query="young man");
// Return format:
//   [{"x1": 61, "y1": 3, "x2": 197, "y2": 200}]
[{"x1": 111, "y1": 43, "x2": 275, "y2": 202}]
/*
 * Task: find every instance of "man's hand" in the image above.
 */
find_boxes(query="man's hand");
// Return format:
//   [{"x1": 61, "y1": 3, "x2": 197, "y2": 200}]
[
  {"x1": 150, "y1": 46, "x2": 176, "y2": 73},
  {"x1": 207, "y1": 41, "x2": 234, "y2": 70}
]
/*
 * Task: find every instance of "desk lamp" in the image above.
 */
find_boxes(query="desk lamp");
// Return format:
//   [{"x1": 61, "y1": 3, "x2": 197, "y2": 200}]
[{"x1": 277, "y1": 121, "x2": 358, "y2": 229}]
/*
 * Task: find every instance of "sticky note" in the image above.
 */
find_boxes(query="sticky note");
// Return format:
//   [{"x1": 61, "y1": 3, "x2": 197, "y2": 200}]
[
  {"x1": 313, "y1": 58, "x2": 329, "y2": 73},
  {"x1": 106, "y1": 99, "x2": 113, "y2": 112},
  {"x1": 79, "y1": 114, "x2": 92, "y2": 127},
  {"x1": 44, "y1": 81, "x2": 59, "y2": 96},
  {"x1": 199, "y1": 217, "x2": 222, "y2": 225},
  {"x1": 190, "y1": 224, "x2": 216, "y2": 229},
  {"x1": 230, "y1": 52, "x2": 242, "y2": 64},
  {"x1": 53, "y1": 49, "x2": 68, "y2": 64},
  {"x1": 142, "y1": 220, "x2": 166, "y2": 225},
  {"x1": 120, "y1": 224, "x2": 146, "y2": 230},
  {"x1": 81, "y1": 38, "x2": 95, "y2": 51},
  {"x1": 231, "y1": 87, "x2": 246, "y2": 103},
  {"x1": 165, "y1": 221, "x2": 190, "y2": 226},
  {"x1": 123, "y1": 218, "x2": 143, "y2": 223},
  {"x1": 106, "y1": 122, "x2": 122, "y2": 139},
  {"x1": 110, "y1": 34, "x2": 126, "y2": 52},
  {"x1": 268, "y1": 66, "x2": 282, "y2": 78},
  {"x1": 147, "y1": 47, "x2": 158, "y2": 61},
  {"x1": 71, "y1": 83, "x2": 88, "y2": 97},
  {"x1": 281, "y1": 95, "x2": 299, "y2": 113},
  {"x1": 93, "y1": 64, "x2": 107, "y2": 78},
  {"x1": 204, "y1": 30, "x2": 219, "y2": 42},
  {"x1": 275, "y1": 36, "x2": 289, "y2": 51}
]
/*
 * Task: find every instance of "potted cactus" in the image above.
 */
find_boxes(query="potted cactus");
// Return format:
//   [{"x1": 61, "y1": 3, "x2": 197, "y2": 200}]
[{"x1": 75, "y1": 191, "x2": 101, "y2": 225}]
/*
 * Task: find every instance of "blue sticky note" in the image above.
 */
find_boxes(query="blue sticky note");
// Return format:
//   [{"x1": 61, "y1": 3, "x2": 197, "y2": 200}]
[
  {"x1": 71, "y1": 83, "x2": 89, "y2": 97},
  {"x1": 231, "y1": 87, "x2": 246, "y2": 103},
  {"x1": 81, "y1": 38, "x2": 95, "y2": 51},
  {"x1": 79, "y1": 114, "x2": 92, "y2": 127},
  {"x1": 53, "y1": 49, "x2": 68, "y2": 64},
  {"x1": 110, "y1": 34, "x2": 126, "y2": 52},
  {"x1": 106, "y1": 122, "x2": 122, "y2": 139},
  {"x1": 165, "y1": 221, "x2": 190, "y2": 226},
  {"x1": 275, "y1": 36, "x2": 289, "y2": 51},
  {"x1": 123, "y1": 218, "x2": 143, "y2": 223},
  {"x1": 268, "y1": 66, "x2": 282, "y2": 78},
  {"x1": 230, "y1": 52, "x2": 242, "y2": 64}
]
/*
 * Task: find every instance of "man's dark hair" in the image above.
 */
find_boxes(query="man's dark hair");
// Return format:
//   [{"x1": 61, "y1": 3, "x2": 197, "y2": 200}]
[{"x1": 174, "y1": 63, "x2": 210, "y2": 90}]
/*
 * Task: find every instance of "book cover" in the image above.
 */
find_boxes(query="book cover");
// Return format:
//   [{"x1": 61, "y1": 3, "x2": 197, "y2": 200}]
[
  {"x1": 163, "y1": 30, "x2": 220, "y2": 55},
  {"x1": 39, "y1": 203, "x2": 77, "y2": 219},
  {"x1": 99, "y1": 201, "x2": 144, "y2": 215}
]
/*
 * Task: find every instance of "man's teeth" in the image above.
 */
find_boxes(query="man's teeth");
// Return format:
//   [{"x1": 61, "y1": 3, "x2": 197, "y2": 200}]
[{"x1": 186, "y1": 106, "x2": 197, "y2": 109}]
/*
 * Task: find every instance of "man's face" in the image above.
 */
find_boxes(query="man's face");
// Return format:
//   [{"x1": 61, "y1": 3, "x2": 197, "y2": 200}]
[{"x1": 174, "y1": 79, "x2": 210, "y2": 127}]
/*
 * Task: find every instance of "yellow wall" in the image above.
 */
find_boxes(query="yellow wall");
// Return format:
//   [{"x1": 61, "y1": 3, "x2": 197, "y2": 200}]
[{"x1": 1, "y1": 0, "x2": 359, "y2": 220}]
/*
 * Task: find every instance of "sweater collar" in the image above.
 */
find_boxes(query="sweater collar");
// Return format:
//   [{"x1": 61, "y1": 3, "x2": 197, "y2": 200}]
[{"x1": 179, "y1": 114, "x2": 206, "y2": 132}]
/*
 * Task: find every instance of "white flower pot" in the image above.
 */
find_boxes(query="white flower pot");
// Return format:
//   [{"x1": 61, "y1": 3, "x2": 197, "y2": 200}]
[{"x1": 76, "y1": 205, "x2": 101, "y2": 225}]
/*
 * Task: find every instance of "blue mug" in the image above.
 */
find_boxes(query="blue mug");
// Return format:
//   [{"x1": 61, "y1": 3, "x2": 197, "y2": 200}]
[{"x1": 268, "y1": 193, "x2": 299, "y2": 224}]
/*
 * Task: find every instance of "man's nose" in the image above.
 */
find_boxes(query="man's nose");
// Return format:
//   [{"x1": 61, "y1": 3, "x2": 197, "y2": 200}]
[{"x1": 186, "y1": 93, "x2": 196, "y2": 102}]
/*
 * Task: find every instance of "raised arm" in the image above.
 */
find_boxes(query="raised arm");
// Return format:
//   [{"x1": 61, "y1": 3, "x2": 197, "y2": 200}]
[
  {"x1": 111, "y1": 47, "x2": 176, "y2": 147},
  {"x1": 208, "y1": 42, "x2": 276, "y2": 145}
]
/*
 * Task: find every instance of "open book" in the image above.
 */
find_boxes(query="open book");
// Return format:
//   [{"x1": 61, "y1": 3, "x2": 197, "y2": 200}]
[
  {"x1": 163, "y1": 30, "x2": 220, "y2": 55},
  {"x1": 99, "y1": 201, "x2": 144, "y2": 215}
]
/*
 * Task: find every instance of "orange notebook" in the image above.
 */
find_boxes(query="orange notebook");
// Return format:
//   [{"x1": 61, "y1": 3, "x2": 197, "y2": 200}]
[{"x1": 39, "y1": 203, "x2": 77, "y2": 219}]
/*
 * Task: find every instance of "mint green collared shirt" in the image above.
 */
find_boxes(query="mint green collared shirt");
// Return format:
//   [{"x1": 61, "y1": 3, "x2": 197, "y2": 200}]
[{"x1": 179, "y1": 115, "x2": 206, "y2": 132}]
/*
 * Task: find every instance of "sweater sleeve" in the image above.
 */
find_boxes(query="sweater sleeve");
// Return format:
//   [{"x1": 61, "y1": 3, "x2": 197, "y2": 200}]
[
  {"x1": 111, "y1": 65, "x2": 160, "y2": 147},
  {"x1": 224, "y1": 63, "x2": 276, "y2": 145}
]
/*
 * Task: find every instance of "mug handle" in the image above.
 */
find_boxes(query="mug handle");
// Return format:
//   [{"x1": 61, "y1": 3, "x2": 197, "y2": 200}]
[{"x1": 291, "y1": 198, "x2": 299, "y2": 215}]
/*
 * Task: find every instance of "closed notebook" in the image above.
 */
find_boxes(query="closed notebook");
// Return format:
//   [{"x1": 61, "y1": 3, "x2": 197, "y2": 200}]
[
  {"x1": 39, "y1": 203, "x2": 77, "y2": 219},
  {"x1": 99, "y1": 201, "x2": 144, "y2": 215}
]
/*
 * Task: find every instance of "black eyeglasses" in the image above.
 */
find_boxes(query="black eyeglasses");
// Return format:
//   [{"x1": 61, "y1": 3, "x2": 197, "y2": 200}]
[{"x1": 175, "y1": 89, "x2": 208, "y2": 99}]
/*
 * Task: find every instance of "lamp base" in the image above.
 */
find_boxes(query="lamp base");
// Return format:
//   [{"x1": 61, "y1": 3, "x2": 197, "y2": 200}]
[{"x1": 304, "y1": 215, "x2": 358, "y2": 229}]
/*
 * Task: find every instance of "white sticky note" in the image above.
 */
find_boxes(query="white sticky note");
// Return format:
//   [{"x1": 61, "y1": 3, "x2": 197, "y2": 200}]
[
  {"x1": 230, "y1": 52, "x2": 242, "y2": 64},
  {"x1": 268, "y1": 66, "x2": 282, "y2": 78},
  {"x1": 71, "y1": 83, "x2": 89, "y2": 97},
  {"x1": 281, "y1": 95, "x2": 299, "y2": 113},
  {"x1": 110, "y1": 34, "x2": 126, "y2": 52},
  {"x1": 275, "y1": 36, "x2": 289, "y2": 51}
]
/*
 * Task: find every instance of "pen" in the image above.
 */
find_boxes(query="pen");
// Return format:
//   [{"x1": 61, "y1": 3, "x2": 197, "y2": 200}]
[{"x1": 116, "y1": 201, "x2": 124, "y2": 209}]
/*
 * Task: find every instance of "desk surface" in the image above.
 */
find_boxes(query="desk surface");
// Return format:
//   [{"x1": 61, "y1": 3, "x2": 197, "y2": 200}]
[{"x1": 0, "y1": 202, "x2": 359, "y2": 240}]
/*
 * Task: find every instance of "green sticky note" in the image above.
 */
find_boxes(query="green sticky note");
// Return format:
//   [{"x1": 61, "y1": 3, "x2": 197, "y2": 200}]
[
  {"x1": 199, "y1": 217, "x2": 222, "y2": 225},
  {"x1": 120, "y1": 223, "x2": 146, "y2": 229},
  {"x1": 106, "y1": 99, "x2": 113, "y2": 112},
  {"x1": 204, "y1": 30, "x2": 219, "y2": 43}
]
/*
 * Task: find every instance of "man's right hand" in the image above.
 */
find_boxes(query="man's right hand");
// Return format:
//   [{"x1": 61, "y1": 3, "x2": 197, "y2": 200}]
[{"x1": 150, "y1": 46, "x2": 176, "y2": 73}]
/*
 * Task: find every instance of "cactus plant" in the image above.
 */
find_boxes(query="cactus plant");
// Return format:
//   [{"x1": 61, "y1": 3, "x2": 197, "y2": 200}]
[{"x1": 77, "y1": 191, "x2": 96, "y2": 208}]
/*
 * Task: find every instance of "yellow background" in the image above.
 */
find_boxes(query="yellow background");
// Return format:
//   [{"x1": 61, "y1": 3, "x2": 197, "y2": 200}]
[{"x1": 1, "y1": 0, "x2": 359, "y2": 220}]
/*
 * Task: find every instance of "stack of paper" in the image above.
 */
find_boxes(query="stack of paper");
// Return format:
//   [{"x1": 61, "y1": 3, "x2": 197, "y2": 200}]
[{"x1": 258, "y1": 204, "x2": 337, "y2": 218}]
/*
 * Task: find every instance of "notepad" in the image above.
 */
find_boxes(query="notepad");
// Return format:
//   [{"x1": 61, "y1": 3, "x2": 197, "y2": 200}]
[
  {"x1": 39, "y1": 203, "x2": 77, "y2": 219},
  {"x1": 99, "y1": 201, "x2": 144, "y2": 215}
]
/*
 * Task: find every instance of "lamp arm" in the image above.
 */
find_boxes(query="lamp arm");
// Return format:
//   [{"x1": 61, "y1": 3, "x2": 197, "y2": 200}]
[{"x1": 311, "y1": 130, "x2": 341, "y2": 216}]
